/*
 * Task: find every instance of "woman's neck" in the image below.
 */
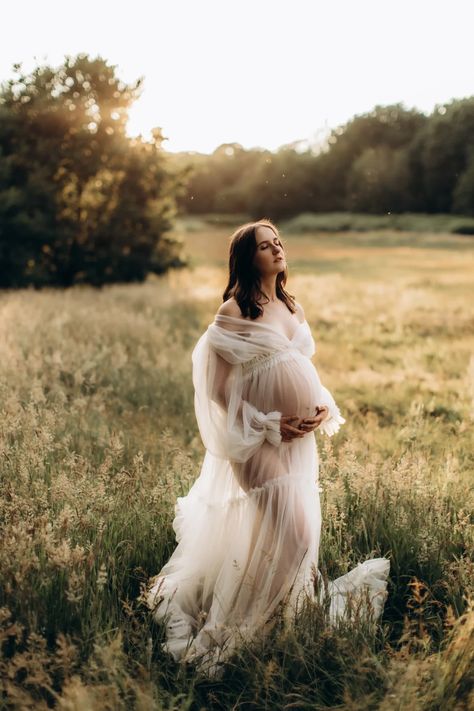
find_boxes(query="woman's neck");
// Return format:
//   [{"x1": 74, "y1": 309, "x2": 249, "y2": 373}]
[{"x1": 259, "y1": 276, "x2": 278, "y2": 302}]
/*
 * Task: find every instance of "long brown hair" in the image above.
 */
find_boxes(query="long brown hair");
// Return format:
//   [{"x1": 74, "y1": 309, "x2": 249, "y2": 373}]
[{"x1": 222, "y1": 218, "x2": 296, "y2": 319}]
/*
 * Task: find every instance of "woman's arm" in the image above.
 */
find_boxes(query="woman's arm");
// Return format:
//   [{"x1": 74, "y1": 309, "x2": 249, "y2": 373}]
[
  {"x1": 212, "y1": 349, "x2": 283, "y2": 447},
  {"x1": 316, "y1": 385, "x2": 346, "y2": 436}
]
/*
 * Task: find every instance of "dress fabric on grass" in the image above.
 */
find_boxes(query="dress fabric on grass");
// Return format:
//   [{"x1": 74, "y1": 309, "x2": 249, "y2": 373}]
[{"x1": 146, "y1": 314, "x2": 390, "y2": 675}]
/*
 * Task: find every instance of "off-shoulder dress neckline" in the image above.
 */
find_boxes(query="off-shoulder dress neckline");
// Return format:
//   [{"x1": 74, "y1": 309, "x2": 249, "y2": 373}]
[{"x1": 213, "y1": 314, "x2": 308, "y2": 342}]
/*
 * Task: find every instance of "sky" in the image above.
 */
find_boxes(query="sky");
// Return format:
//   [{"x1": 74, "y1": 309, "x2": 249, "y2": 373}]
[{"x1": 1, "y1": 0, "x2": 473, "y2": 154}]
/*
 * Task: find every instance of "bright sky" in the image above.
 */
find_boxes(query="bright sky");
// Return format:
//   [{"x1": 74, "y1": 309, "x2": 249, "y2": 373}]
[{"x1": 2, "y1": 0, "x2": 473, "y2": 154}]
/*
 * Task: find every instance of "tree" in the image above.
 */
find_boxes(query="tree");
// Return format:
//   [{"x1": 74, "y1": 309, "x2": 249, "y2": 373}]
[
  {"x1": 409, "y1": 98, "x2": 474, "y2": 213},
  {"x1": 317, "y1": 104, "x2": 427, "y2": 210},
  {"x1": 452, "y1": 147, "x2": 474, "y2": 215},
  {"x1": 346, "y1": 145, "x2": 413, "y2": 213},
  {"x1": 0, "y1": 54, "x2": 185, "y2": 287}
]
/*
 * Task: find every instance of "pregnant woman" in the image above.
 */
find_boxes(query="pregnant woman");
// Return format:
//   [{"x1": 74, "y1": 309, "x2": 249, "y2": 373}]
[{"x1": 146, "y1": 218, "x2": 390, "y2": 677}]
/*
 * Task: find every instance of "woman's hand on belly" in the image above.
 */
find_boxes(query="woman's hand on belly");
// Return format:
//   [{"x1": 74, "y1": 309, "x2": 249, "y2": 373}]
[
  {"x1": 280, "y1": 414, "x2": 306, "y2": 442},
  {"x1": 297, "y1": 405, "x2": 330, "y2": 434}
]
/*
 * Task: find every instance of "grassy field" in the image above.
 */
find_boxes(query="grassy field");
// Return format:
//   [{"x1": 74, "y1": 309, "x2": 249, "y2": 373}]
[{"x1": 0, "y1": 221, "x2": 473, "y2": 709}]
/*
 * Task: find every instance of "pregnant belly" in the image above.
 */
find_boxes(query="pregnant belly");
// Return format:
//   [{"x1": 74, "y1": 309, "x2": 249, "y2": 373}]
[{"x1": 243, "y1": 351, "x2": 323, "y2": 420}]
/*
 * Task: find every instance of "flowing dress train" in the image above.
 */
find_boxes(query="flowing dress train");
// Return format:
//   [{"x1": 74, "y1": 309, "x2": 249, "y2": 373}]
[{"x1": 146, "y1": 314, "x2": 390, "y2": 676}]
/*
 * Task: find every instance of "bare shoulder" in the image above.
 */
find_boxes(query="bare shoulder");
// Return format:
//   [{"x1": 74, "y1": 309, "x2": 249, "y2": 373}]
[
  {"x1": 216, "y1": 297, "x2": 244, "y2": 319},
  {"x1": 294, "y1": 301, "x2": 306, "y2": 323}
]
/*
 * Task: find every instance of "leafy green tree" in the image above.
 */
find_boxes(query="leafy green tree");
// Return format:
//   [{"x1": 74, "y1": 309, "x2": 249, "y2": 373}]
[
  {"x1": 452, "y1": 148, "x2": 474, "y2": 215},
  {"x1": 409, "y1": 98, "x2": 474, "y2": 213},
  {"x1": 0, "y1": 54, "x2": 185, "y2": 287},
  {"x1": 246, "y1": 148, "x2": 319, "y2": 219},
  {"x1": 316, "y1": 104, "x2": 427, "y2": 211},
  {"x1": 346, "y1": 145, "x2": 413, "y2": 213}
]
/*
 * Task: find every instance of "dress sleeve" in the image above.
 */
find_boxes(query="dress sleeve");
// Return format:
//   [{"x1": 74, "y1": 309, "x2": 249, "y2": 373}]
[
  {"x1": 317, "y1": 384, "x2": 346, "y2": 437},
  {"x1": 192, "y1": 330, "x2": 282, "y2": 464}
]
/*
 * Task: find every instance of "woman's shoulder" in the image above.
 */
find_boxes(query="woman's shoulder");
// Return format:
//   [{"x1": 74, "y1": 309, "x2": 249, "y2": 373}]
[
  {"x1": 216, "y1": 297, "x2": 245, "y2": 319},
  {"x1": 217, "y1": 297, "x2": 305, "y2": 321}
]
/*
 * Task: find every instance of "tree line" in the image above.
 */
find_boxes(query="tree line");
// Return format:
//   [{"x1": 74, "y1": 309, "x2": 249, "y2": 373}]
[
  {"x1": 1, "y1": 53, "x2": 473, "y2": 288},
  {"x1": 173, "y1": 99, "x2": 474, "y2": 219}
]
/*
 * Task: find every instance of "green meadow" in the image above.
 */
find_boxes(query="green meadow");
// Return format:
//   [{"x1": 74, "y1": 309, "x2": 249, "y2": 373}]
[{"x1": 0, "y1": 220, "x2": 473, "y2": 709}]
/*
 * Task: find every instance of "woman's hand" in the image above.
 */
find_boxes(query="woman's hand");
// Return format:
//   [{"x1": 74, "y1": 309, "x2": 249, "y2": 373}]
[
  {"x1": 297, "y1": 406, "x2": 330, "y2": 434},
  {"x1": 280, "y1": 415, "x2": 306, "y2": 442}
]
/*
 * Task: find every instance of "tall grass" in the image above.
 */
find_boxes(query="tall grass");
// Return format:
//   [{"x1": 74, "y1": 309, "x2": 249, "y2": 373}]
[{"x1": 0, "y1": 228, "x2": 473, "y2": 708}]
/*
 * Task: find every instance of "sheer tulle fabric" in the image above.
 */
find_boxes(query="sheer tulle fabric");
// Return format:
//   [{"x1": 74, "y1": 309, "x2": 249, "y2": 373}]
[{"x1": 146, "y1": 315, "x2": 390, "y2": 676}]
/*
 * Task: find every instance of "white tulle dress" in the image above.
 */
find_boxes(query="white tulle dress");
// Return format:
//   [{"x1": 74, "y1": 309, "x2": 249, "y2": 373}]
[{"x1": 146, "y1": 314, "x2": 390, "y2": 676}]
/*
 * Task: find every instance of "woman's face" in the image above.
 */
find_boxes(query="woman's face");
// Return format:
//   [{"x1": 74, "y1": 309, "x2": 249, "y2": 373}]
[{"x1": 253, "y1": 226, "x2": 286, "y2": 277}]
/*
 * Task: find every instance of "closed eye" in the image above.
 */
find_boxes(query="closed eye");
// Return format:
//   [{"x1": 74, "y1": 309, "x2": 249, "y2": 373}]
[{"x1": 261, "y1": 240, "x2": 283, "y2": 250}]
